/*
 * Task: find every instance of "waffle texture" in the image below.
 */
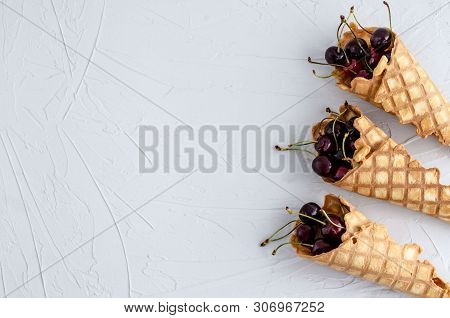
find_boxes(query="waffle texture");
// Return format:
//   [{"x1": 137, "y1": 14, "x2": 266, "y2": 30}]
[
  {"x1": 312, "y1": 104, "x2": 450, "y2": 223},
  {"x1": 291, "y1": 194, "x2": 450, "y2": 298},
  {"x1": 333, "y1": 23, "x2": 450, "y2": 145}
]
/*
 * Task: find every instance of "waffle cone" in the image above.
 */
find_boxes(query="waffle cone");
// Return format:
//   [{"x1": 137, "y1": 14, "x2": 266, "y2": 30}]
[
  {"x1": 312, "y1": 104, "x2": 450, "y2": 223},
  {"x1": 333, "y1": 23, "x2": 450, "y2": 145},
  {"x1": 291, "y1": 194, "x2": 449, "y2": 298}
]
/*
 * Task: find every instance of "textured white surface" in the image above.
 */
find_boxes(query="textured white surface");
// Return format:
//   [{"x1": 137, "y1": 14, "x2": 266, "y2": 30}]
[{"x1": 0, "y1": 0, "x2": 449, "y2": 298}]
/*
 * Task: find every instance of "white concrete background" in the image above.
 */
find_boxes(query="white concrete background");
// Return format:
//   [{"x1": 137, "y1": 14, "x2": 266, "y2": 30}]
[{"x1": 0, "y1": 0, "x2": 449, "y2": 298}]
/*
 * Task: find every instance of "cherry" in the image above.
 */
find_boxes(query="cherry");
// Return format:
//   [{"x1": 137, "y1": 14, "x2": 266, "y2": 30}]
[
  {"x1": 312, "y1": 155, "x2": 333, "y2": 177},
  {"x1": 314, "y1": 134, "x2": 336, "y2": 155},
  {"x1": 332, "y1": 166, "x2": 349, "y2": 181},
  {"x1": 368, "y1": 48, "x2": 381, "y2": 69},
  {"x1": 299, "y1": 202, "x2": 326, "y2": 225},
  {"x1": 370, "y1": 28, "x2": 392, "y2": 52},
  {"x1": 330, "y1": 164, "x2": 350, "y2": 181},
  {"x1": 311, "y1": 238, "x2": 335, "y2": 256},
  {"x1": 324, "y1": 120, "x2": 347, "y2": 139},
  {"x1": 321, "y1": 214, "x2": 346, "y2": 244},
  {"x1": 296, "y1": 224, "x2": 315, "y2": 244},
  {"x1": 343, "y1": 59, "x2": 362, "y2": 77},
  {"x1": 333, "y1": 149, "x2": 345, "y2": 160},
  {"x1": 325, "y1": 46, "x2": 346, "y2": 65},
  {"x1": 355, "y1": 69, "x2": 372, "y2": 79},
  {"x1": 344, "y1": 138, "x2": 357, "y2": 158},
  {"x1": 349, "y1": 130, "x2": 360, "y2": 141},
  {"x1": 345, "y1": 38, "x2": 369, "y2": 59}
]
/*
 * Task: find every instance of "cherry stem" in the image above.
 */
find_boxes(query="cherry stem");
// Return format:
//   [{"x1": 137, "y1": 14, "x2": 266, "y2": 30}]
[
  {"x1": 336, "y1": 21, "x2": 350, "y2": 63},
  {"x1": 363, "y1": 56, "x2": 373, "y2": 72},
  {"x1": 272, "y1": 242, "x2": 313, "y2": 256},
  {"x1": 340, "y1": 16, "x2": 369, "y2": 56},
  {"x1": 308, "y1": 58, "x2": 356, "y2": 75},
  {"x1": 277, "y1": 146, "x2": 316, "y2": 157},
  {"x1": 286, "y1": 207, "x2": 326, "y2": 226},
  {"x1": 312, "y1": 70, "x2": 333, "y2": 78},
  {"x1": 336, "y1": 20, "x2": 344, "y2": 46},
  {"x1": 338, "y1": 11, "x2": 352, "y2": 40},
  {"x1": 291, "y1": 140, "x2": 316, "y2": 146},
  {"x1": 349, "y1": 6, "x2": 372, "y2": 34},
  {"x1": 308, "y1": 57, "x2": 345, "y2": 68},
  {"x1": 341, "y1": 132, "x2": 350, "y2": 159},
  {"x1": 327, "y1": 111, "x2": 347, "y2": 124},
  {"x1": 267, "y1": 224, "x2": 300, "y2": 244},
  {"x1": 260, "y1": 220, "x2": 299, "y2": 247},
  {"x1": 331, "y1": 109, "x2": 346, "y2": 147},
  {"x1": 275, "y1": 140, "x2": 315, "y2": 151},
  {"x1": 332, "y1": 120, "x2": 339, "y2": 147},
  {"x1": 320, "y1": 209, "x2": 346, "y2": 229},
  {"x1": 383, "y1": 1, "x2": 392, "y2": 31}
]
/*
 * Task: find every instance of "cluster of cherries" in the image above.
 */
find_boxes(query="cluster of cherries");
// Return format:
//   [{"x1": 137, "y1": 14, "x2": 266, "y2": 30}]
[
  {"x1": 309, "y1": 2, "x2": 394, "y2": 80},
  {"x1": 262, "y1": 202, "x2": 346, "y2": 256},
  {"x1": 275, "y1": 108, "x2": 360, "y2": 182},
  {"x1": 311, "y1": 112, "x2": 360, "y2": 181}
]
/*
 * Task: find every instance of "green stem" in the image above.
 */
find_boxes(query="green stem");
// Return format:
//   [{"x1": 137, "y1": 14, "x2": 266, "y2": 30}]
[
  {"x1": 341, "y1": 132, "x2": 349, "y2": 159},
  {"x1": 336, "y1": 20, "x2": 350, "y2": 64},
  {"x1": 308, "y1": 57, "x2": 344, "y2": 68},
  {"x1": 275, "y1": 140, "x2": 315, "y2": 151},
  {"x1": 350, "y1": 6, "x2": 372, "y2": 34},
  {"x1": 286, "y1": 207, "x2": 326, "y2": 226},
  {"x1": 260, "y1": 220, "x2": 298, "y2": 247},
  {"x1": 383, "y1": 1, "x2": 392, "y2": 31},
  {"x1": 330, "y1": 109, "x2": 345, "y2": 148},
  {"x1": 363, "y1": 56, "x2": 373, "y2": 73},
  {"x1": 272, "y1": 242, "x2": 313, "y2": 256},
  {"x1": 338, "y1": 11, "x2": 352, "y2": 41},
  {"x1": 269, "y1": 225, "x2": 300, "y2": 243},
  {"x1": 340, "y1": 16, "x2": 369, "y2": 56},
  {"x1": 312, "y1": 70, "x2": 333, "y2": 78},
  {"x1": 320, "y1": 209, "x2": 346, "y2": 229},
  {"x1": 308, "y1": 57, "x2": 356, "y2": 75}
]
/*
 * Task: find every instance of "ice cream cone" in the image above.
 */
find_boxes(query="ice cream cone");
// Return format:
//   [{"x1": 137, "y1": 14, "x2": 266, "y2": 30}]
[
  {"x1": 291, "y1": 194, "x2": 449, "y2": 298},
  {"x1": 333, "y1": 23, "x2": 450, "y2": 146},
  {"x1": 312, "y1": 104, "x2": 450, "y2": 223}
]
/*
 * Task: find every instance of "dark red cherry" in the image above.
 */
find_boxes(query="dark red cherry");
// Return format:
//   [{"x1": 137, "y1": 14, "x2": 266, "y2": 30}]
[
  {"x1": 345, "y1": 38, "x2": 369, "y2": 59},
  {"x1": 331, "y1": 165, "x2": 350, "y2": 181},
  {"x1": 350, "y1": 131, "x2": 360, "y2": 141},
  {"x1": 368, "y1": 48, "x2": 382, "y2": 69},
  {"x1": 333, "y1": 149, "x2": 344, "y2": 160},
  {"x1": 324, "y1": 120, "x2": 347, "y2": 139},
  {"x1": 299, "y1": 202, "x2": 326, "y2": 225},
  {"x1": 296, "y1": 224, "x2": 315, "y2": 244},
  {"x1": 355, "y1": 69, "x2": 372, "y2": 79},
  {"x1": 343, "y1": 59, "x2": 362, "y2": 77},
  {"x1": 314, "y1": 134, "x2": 336, "y2": 155},
  {"x1": 370, "y1": 28, "x2": 392, "y2": 52},
  {"x1": 321, "y1": 214, "x2": 346, "y2": 244},
  {"x1": 344, "y1": 138, "x2": 357, "y2": 158},
  {"x1": 325, "y1": 46, "x2": 346, "y2": 65},
  {"x1": 311, "y1": 238, "x2": 335, "y2": 256},
  {"x1": 312, "y1": 155, "x2": 333, "y2": 177}
]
